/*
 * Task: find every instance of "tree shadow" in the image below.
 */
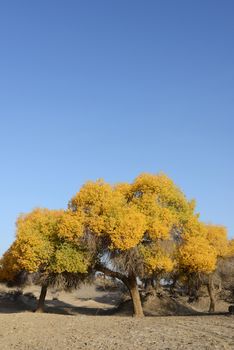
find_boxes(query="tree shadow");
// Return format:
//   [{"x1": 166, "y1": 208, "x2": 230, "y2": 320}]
[
  {"x1": 0, "y1": 291, "x2": 231, "y2": 317},
  {"x1": 114, "y1": 297, "x2": 231, "y2": 318},
  {"x1": 0, "y1": 300, "x2": 34, "y2": 314},
  {"x1": 45, "y1": 299, "x2": 118, "y2": 316},
  {"x1": 0, "y1": 291, "x2": 119, "y2": 316}
]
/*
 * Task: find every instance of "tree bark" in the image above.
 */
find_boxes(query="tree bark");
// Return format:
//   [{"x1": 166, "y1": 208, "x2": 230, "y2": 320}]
[
  {"x1": 144, "y1": 277, "x2": 156, "y2": 297},
  {"x1": 187, "y1": 273, "x2": 199, "y2": 302},
  {"x1": 128, "y1": 274, "x2": 144, "y2": 318},
  {"x1": 207, "y1": 275, "x2": 215, "y2": 313},
  {"x1": 95, "y1": 264, "x2": 144, "y2": 317},
  {"x1": 35, "y1": 284, "x2": 47, "y2": 313}
]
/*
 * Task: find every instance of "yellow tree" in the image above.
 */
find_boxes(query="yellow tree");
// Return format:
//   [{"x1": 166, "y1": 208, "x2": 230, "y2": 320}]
[
  {"x1": 178, "y1": 219, "x2": 217, "y2": 274},
  {"x1": 0, "y1": 208, "x2": 91, "y2": 312},
  {"x1": 178, "y1": 222, "x2": 228, "y2": 312},
  {"x1": 69, "y1": 173, "x2": 196, "y2": 317},
  {"x1": 139, "y1": 241, "x2": 174, "y2": 293}
]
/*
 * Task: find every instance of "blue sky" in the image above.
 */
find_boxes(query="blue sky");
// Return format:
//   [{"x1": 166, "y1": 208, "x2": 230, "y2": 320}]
[{"x1": 0, "y1": 0, "x2": 233, "y2": 256}]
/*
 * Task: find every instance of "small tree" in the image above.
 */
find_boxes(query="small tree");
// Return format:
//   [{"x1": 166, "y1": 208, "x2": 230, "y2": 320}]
[
  {"x1": 177, "y1": 222, "x2": 228, "y2": 312},
  {"x1": 0, "y1": 208, "x2": 91, "y2": 312}
]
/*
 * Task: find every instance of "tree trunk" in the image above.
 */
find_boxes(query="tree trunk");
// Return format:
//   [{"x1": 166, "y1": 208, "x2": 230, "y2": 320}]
[
  {"x1": 128, "y1": 275, "x2": 144, "y2": 318},
  {"x1": 207, "y1": 275, "x2": 215, "y2": 313},
  {"x1": 187, "y1": 273, "x2": 199, "y2": 302},
  {"x1": 187, "y1": 275, "x2": 194, "y2": 302},
  {"x1": 35, "y1": 284, "x2": 47, "y2": 313},
  {"x1": 95, "y1": 264, "x2": 144, "y2": 318},
  {"x1": 144, "y1": 278, "x2": 156, "y2": 297},
  {"x1": 145, "y1": 277, "x2": 156, "y2": 290}
]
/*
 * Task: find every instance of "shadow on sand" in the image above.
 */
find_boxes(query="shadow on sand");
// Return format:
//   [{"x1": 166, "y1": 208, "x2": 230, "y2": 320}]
[
  {"x1": 0, "y1": 291, "x2": 230, "y2": 317},
  {"x1": 0, "y1": 290, "x2": 119, "y2": 316}
]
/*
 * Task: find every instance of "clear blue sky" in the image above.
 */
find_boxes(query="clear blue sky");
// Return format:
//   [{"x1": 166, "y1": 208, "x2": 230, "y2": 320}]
[{"x1": 0, "y1": 0, "x2": 233, "y2": 256}]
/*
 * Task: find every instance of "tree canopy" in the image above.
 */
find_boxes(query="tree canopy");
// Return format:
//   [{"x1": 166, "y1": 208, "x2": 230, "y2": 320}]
[
  {"x1": 68, "y1": 173, "x2": 201, "y2": 316},
  {"x1": 0, "y1": 172, "x2": 232, "y2": 317}
]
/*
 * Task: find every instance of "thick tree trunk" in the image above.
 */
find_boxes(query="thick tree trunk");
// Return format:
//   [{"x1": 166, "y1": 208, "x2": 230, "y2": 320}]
[
  {"x1": 128, "y1": 275, "x2": 144, "y2": 318},
  {"x1": 207, "y1": 275, "x2": 215, "y2": 313},
  {"x1": 95, "y1": 264, "x2": 144, "y2": 318},
  {"x1": 35, "y1": 284, "x2": 47, "y2": 313}
]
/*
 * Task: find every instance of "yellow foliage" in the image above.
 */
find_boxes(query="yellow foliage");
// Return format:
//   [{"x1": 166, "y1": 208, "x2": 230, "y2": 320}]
[
  {"x1": 131, "y1": 173, "x2": 192, "y2": 215},
  {"x1": 148, "y1": 208, "x2": 176, "y2": 240},
  {"x1": 70, "y1": 174, "x2": 194, "y2": 239},
  {"x1": 51, "y1": 243, "x2": 90, "y2": 274},
  {"x1": 15, "y1": 209, "x2": 60, "y2": 272},
  {"x1": 107, "y1": 207, "x2": 146, "y2": 250},
  {"x1": 2, "y1": 172, "x2": 228, "y2": 285},
  {"x1": 140, "y1": 244, "x2": 174, "y2": 273},
  {"x1": 56, "y1": 211, "x2": 84, "y2": 241},
  {"x1": 69, "y1": 172, "x2": 197, "y2": 277},
  {"x1": 70, "y1": 180, "x2": 147, "y2": 249},
  {"x1": 114, "y1": 182, "x2": 131, "y2": 197},
  {"x1": 0, "y1": 208, "x2": 88, "y2": 279},
  {"x1": 180, "y1": 215, "x2": 204, "y2": 239},
  {"x1": 69, "y1": 180, "x2": 117, "y2": 235},
  {"x1": 0, "y1": 243, "x2": 21, "y2": 280},
  {"x1": 178, "y1": 221, "x2": 229, "y2": 275},
  {"x1": 178, "y1": 235, "x2": 217, "y2": 273},
  {"x1": 131, "y1": 173, "x2": 196, "y2": 240},
  {"x1": 69, "y1": 180, "x2": 113, "y2": 215},
  {"x1": 204, "y1": 224, "x2": 228, "y2": 257}
]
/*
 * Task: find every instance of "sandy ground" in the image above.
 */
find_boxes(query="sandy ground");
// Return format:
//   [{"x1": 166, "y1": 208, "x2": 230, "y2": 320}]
[
  {"x1": 0, "y1": 284, "x2": 233, "y2": 349},
  {"x1": 0, "y1": 313, "x2": 233, "y2": 350}
]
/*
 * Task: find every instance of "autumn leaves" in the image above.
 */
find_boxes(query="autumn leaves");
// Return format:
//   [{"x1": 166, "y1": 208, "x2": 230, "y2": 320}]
[{"x1": 0, "y1": 173, "x2": 233, "y2": 316}]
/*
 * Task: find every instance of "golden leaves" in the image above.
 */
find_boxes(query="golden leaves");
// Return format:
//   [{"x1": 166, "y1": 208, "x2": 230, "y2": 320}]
[
  {"x1": 131, "y1": 173, "x2": 190, "y2": 214},
  {"x1": 204, "y1": 224, "x2": 228, "y2": 257},
  {"x1": 178, "y1": 221, "x2": 229, "y2": 274},
  {"x1": 178, "y1": 235, "x2": 217, "y2": 274},
  {"x1": 147, "y1": 208, "x2": 176, "y2": 240},
  {"x1": 1, "y1": 172, "x2": 231, "y2": 282},
  {"x1": 69, "y1": 180, "x2": 113, "y2": 214},
  {"x1": 1, "y1": 208, "x2": 88, "y2": 277},
  {"x1": 56, "y1": 211, "x2": 84, "y2": 241},
  {"x1": 107, "y1": 207, "x2": 146, "y2": 250},
  {"x1": 69, "y1": 174, "x2": 200, "y2": 260},
  {"x1": 0, "y1": 243, "x2": 22, "y2": 280},
  {"x1": 140, "y1": 243, "x2": 174, "y2": 273}
]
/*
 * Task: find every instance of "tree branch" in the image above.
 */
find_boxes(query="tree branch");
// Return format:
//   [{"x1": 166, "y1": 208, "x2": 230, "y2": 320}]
[{"x1": 95, "y1": 263, "x2": 129, "y2": 286}]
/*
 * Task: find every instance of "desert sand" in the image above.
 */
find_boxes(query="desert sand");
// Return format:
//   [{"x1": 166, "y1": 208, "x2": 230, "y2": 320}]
[{"x1": 0, "y1": 283, "x2": 233, "y2": 350}]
